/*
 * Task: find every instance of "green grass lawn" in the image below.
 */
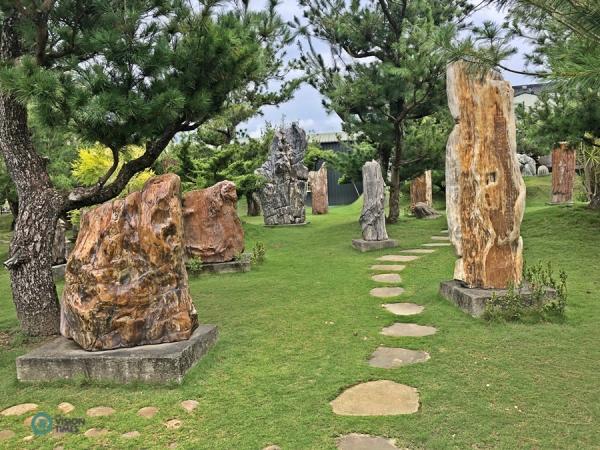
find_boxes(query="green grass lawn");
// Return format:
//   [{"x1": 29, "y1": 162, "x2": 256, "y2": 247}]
[{"x1": 0, "y1": 176, "x2": 599, "y2": 449}]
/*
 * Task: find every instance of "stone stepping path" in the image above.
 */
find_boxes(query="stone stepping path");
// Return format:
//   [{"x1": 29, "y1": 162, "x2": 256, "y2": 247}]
[
  {"x1": 58, "y1": 402, "x2": 74, "y2": 414},
  {"x1": 84, "y1": 428, "x2": 108, "y2": 438},
  {"x1": 381, "y1": 323, "x2": 437, "y2": 337},
  {"x1": 368, "y1": 347, "x2": 430, "y2": 368},
  {"x1": 371, "y1": 273, "x2": 401, "y2": 283},
  {"x1": 337, "y1": 433, "x2": 401, "y2": 450},
  {"x1": 400, "y1": 249, "x2": 435, "y2": 254},
  {"x1": 371, "y1": 264, "x2": 405, "y2": 272},
  {"x1": 422, "y1": 242, "x2": 451, "y2": 247},
  {"x1": 431, "y1": 236, "x2": 450, "y2": 241},
  {"x1": 370, "y1": 287, "x2": 404, "y2": 298},
  {"x1": 376, "y1": 255, "x2": 420, "y2": 262},
  {"x1": 122, "y1": 431, "x2": 141, "y2": 439},
  {"x1": 0, "y1": 403, "x2": 38, "y2": 416},
  {"x1": 382, "y1": 302, "x2": 424, "y2": 316},
  {"x1": 87, "y1": 406, "x2": 115, "y2": 417},
  {"x1": 330, "y1": 380, "x2": 419, "y2": 416},
  {"x1": 0, "y1": 430, "x2": 15, "y2": 441},
  {"x1": 138, "y1": 406, "x2": 159, "y2": 418},
  {"x1": 180, "y1": 400, "x2": 198, "y2": 413}
]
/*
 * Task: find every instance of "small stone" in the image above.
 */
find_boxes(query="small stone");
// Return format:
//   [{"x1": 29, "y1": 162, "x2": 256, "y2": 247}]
[
  {"x1": 180, "y1": 400, "x2": 199, "y2": 413},
  {"x1": 168, "y1": 444, "x2": 178, "y2": 449},
  {"x1": 53, "y1": 446, "x2": 65, "y2": 450},
  {"x1": 370, "y1": 264, "x2": 405, "y2": 272},
  {"x1": 122, "y1": 431, "x2": 141, "y2": 439},
  {"x1": 57, "y1": 402, "x2": 75, "y2": 414},
  {"x1": 137, "y1": 406, "x2": 159, "y2": 418},
  {"x1": 84, "y1": 428, "x2": 108, "y2": 438},
  {"x1": 263, "y1": 446, "x2": 282, "y2": 450},
  {"x1": 377, "y1": 255, "x2": 419, "y2": 263},
  {"x1": 371, "y1": 273, "x2": 402, "y2": 283},
  {"x1": 431, "y1": 236, "x2": 450, "y2": 241},
  {"x1": 330, "y1": 380, "x2": 419, "y2": 416},
  {"x1": 86, "y1": 406, "x2": 115, "y2": 417},
  {"x1": 165, "y1": 419, "x2": 182, "y2": 430},
  {"x1": 0, "y1": 430, "x2": 15, "y2": 441},
  {"x1": 1, "y1": 403, "x2": 38, "y2": 416},
  {"x1": 382, "y1": 303, "x2": 424, "y2": 316},
  {"x1": 23, "y1": 435, "x2": 34, "y2": 442},
  {"x1": 370, "y1": 287, "x2": 404, "y2": 298},
  {"x1": 422, "y1": 242, "x2": 451, "y2": 247},
  {"x1": 400, "y1": 249, "x2": 435, "y2": 254},
  {"x1": 337, "y1": 433, "x2": 400, "y2": 450},
  {"x1": 368, "y1": 347, "x2": 430, "y2": 369},
  {"x1": 380, "y1": 323, "x2": 437, "y2": 337},
  {"x1": 23, "y1": 416, "x2": 33, "y2": 427}
]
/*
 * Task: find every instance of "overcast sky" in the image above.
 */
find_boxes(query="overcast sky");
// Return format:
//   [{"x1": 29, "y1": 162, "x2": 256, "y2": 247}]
[{"x1": 242, "y1": 1, "x2": 540, "y2": 137}]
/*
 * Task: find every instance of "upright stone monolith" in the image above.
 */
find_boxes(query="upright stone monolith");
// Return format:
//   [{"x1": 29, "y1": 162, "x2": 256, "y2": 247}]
[
  {"x1": 309, "y1": 164, "x2": 328, "y2": 214},
  {"x1": 256, "y1": 124, "x2": 309, "y2": 225},
  {"x1": 550, "y1": 142, "x2": 576, "y2": 204},
  {"x1": 410, "y1": 170, "x2": 432, "y2": 209}
]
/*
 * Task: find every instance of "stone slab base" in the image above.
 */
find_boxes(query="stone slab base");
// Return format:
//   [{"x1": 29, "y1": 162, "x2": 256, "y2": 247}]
[
  {"x1": 439, "y1": 280, "x2": 556, "y2": 318},
  {"x1": 195, "y1": 256, "x2": 251, "y2": 275},
  {"x1": 16, "y1": 324, "x2": 218, "y2": 384},
  {"x1": 52, "y1": 264, "x2": 66, "y2": 281},
  {"x1": 263, "y1": 221, "x2": 310, "y2": 228},
  {"x1": 546, "y1": 202, "x2": 574, "y2": 206},
  {"x1": 352, "y1": 239, "x2": 398, "y2": 253}
]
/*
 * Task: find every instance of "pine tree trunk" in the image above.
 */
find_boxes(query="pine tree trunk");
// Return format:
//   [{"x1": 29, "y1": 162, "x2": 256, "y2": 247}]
[
  {"x1": 378, "y1": 144, "x2": 391, "y2": 184},
  {"x1": 246, "y1": 191, "x2": 261, "y2": 216},
  {"x1": 387, "y1": 122, "x2": 403, "y2": 224}
]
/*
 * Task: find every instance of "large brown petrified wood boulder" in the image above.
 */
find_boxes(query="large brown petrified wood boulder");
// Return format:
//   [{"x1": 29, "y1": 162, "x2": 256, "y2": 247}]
[
  {"x1": 182, "y1": 181, "x2": 244, "y2": 263},
  {"x1": 550, "y1": 142, "x2": 576, "y2": 204},
  {"x1": 255, "y1": 124, "x2": 309, "y2": 225},
  {"x1": 410, "y1": 170, "x2": 432, "y2": 209},
  {"x1": 445, "y1": 62, "x2": 526, "y2": 289},
  {"x1": 360, "y1": 160, "x2": 388, "y2": 241},
  {"x1": 60, "y1": 174, "x2": 198, "y2": 351},
  {"x1": 308, "y1": 164, "x2": 328, "y2": 214}
]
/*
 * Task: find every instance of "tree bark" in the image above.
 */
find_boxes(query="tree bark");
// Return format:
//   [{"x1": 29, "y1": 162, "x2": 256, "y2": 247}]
[
  {"x1": 246, "y1": 191, "x2": 261, "y2": 216},
  {"x1": 387, "y1": 122, "x2": 403, "y2": 224},
  {"x1": 378, "y1": 143, "x2": 392, "y2": 184},
  {"x1": 590, "y1": 191, "x2": 600, "y2": 209},
  {"x1": 7, "y1": 197, "x2": 18, "y2": 231}
]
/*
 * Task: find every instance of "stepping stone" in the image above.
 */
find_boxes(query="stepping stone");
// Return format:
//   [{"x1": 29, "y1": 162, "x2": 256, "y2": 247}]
[
  {"x1": 431, "y1": 236, "x2": 450, "y2": 241},
  {"x1": 263, "y1": 446, "x2": 282, "y2": 450},
  {"x1": 381, "y1": 323, "x2": 437, "y2": 337},
  {"x1": 137, "y1": 406, "x2": 159, "y2": 418},
  {"x1": 57, "y1": 402, "x2": 74, "y2": 414},
  {"x1": 377, "y1": 255, "x2": 419, "y2": 263},
  {"x1": 368, "y1": 347, "x2": 430, "y2": 369},
  {"x1": 84, "y1": 428, "x2": 108, "y2": 438},
  {"x1": 400, "y1": 249, "x2": 435, "y2": 254},
  {"x1": 441, "y1": 229, "x2": 448, "y2": 233},
  {"x1": 0, "y1": 430, "x2": 15, "y2": 441},
  {"x1": 337, "y1": 433, "x2": 400, "y2": 450},
  {"x1": 1, "y1": 403, "x2": 38, "y2": 416},
  {"x1": 180, "y1": 400, "x2": 198, "y2": 413},
  {"x1": 371, "y1": 273, "x2": 402, "y2": 283},
  {"x1": 330, "y1": 380, "x2": 419, "y2": 416},
  {"x1": 371, "y1": 264, "x2": 405, "y2": 272},
  {"x1": 86, "y1": 406, "x2": 115, "y2": 417},
  {"x1": 122, "y1": 431, "x2": 141, "y2": 439},
  {"x1": 165, "y1": 419, "x2": 182, "y2": 430},
  {"x1": 382, "y1": 303, "x2": 424, "y2": 316},
  {"x1": 23, "y1": 435, "x2": 34, "y2": 442},
  {"x1": 422, "y1": 242, "x2": 451, "y2": 247},
  {"x1": 370, "y1": 287, "x2": 404, "y2": 298}
]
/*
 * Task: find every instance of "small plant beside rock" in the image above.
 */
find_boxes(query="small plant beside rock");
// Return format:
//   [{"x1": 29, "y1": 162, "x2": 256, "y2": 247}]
[
  {"x1": 250, "y1": 241, "x2": 266, "y2": 265},
  {"x1": 185, "y1": 257, "x2": 203, "y2": 275}
]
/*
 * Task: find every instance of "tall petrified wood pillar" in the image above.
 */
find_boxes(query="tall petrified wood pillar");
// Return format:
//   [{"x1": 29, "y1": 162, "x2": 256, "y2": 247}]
[
  {"x1": 60, "y1": 174, "x2": 198, "y2": 351},
  {"x1": 309, "y1": 164, "x2": 328, "y2": 214},
  {"x1": 445, "y1": 62, "x2": 526, "y2": 289},
  {"x1": 550, "y1": 142, "x2": 576, "y2": 204},
  {"x1": 410, "y1": 170, "x2": 432, "y2": 209}
]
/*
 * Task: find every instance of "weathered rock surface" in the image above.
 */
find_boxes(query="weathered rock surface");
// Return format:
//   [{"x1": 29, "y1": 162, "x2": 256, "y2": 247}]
[
  {"x1": 410, "y1": 170, "x2": 432, "y2": 208},
  {"x1": 256, "y1": 124, "x2": 309, "y2": 225},
  {"x1": 412, "y1": 202, "x2": 440, "y2": 219},
  {"x1": 57, "y1": 402, "x2": 74, "y2": 414},
  {"x1": 371, "y1": 273, "x2": 402, "y2": 283},
  {"x1": 380, "y1": 323, "x2": 437, "y2": 337},
  {"x1": 537, "y1": 165, "x2": 549, "y2": 176},
  {"x1": 382, "y1": 303, "x2": 424, "y2": 316},
  {"x1": 183, "y1": 181, "x2": 244, "y2": 263},
  {"x1": 60, "y1": 174, "x2": 198, "y2": 351},
  {"x1": 337, "y1": 433, "x2": 401, "y2": 450},
  {"x1": 309, "y1": 164, "x2": 328, "y2": 214},
  {"x1": 551, "y1": 142, "x2": 576, "y2": 204},
  {"x1": 517, "y1": 153, "x2": 536, "y2": 176},
  {"x1": 180, "y1": 400, "x2": 199, "y2": 413},
  {"x1": 370, "y1": 287, "x2": 404, "y2": 298},
  {"x1": 84, "y1": 428, "x2": 108, "y2": 438},
  {"x1": 371, "y1": 264, "x2": 406, "y2": 272},
  {"x1": 377, "y1": 255, "x2": 419, "y2": 263},
  {"x1": 368, "y1": 347, "x2": 430, "y2": 368},
  {"x1": 0, "y1": 430, "x2": 15, "y2": 441},
  {"x1": 138, "y1": 407, "x2": 159, "y2": 418},
  {"x1": 400, "y1": 249, "x2": 435, "y2": 254},
  {"x1": 1, "y1": 404, "x2": 38, "y2": 416},
  {"x1": 86, "y1": 406, "x2": 115, "y2": 417},
  {"x1": 52, "y1": 219, "x2": 67, "y2": 265},
  {"x1": 446, "y1": 61, "x2": 525, "y2": 289},
  {"x1": 330, "y1": 380, "x2": 419, "y2": 416},
  {"x1": 359, "y1": 161, "x2": 388, "y2": 240}
]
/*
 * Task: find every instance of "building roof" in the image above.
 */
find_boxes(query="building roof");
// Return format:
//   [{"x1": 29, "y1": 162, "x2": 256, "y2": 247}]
[{"x1": 308, "y1": 131, "x2": 355, "y2": 144}]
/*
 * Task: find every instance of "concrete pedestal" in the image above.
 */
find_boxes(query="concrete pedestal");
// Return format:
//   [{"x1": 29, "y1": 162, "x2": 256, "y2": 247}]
[{"x1": 352, "y1": 239, "x2": 398, "y2": 253}]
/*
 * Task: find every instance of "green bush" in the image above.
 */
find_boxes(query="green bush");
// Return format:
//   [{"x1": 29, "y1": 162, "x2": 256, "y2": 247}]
[
  {"x1": 186, "y1": 257, "x2": 203, "y2": 274},
  {"x1": 250, "y1": 241, "x2": 266, "y2": 265}
]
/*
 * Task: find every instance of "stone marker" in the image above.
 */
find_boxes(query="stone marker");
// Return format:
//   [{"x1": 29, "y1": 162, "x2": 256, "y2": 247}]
[
  {"x1": 400, "y1": 249, "x2": 435, "y2": 254},
  {"x1": 256, "y1": 124, "x2": 309, "y2": 225},
  {"x1": 86, "y1": 406, "x2": 115, "y2": 417},
  {"x1": 330, "y1": 380, "x2": 419, "y2": 416},
  {"x1": 352, "y1": 160, "x2": 397, "y2": 252},
  {"x1": 183, "y1": 180, "x2": 245, "y2": 263},
  {"x1": 138, "y1": 406, "x2": 159, "y2": 418},
  {"x1": 550, "y1": 142, "x2": 576, "y2": 204},
  {"x1": 308, "y1": 164, "x2": 328, "y2": 214},
  {"x1": 52, "y1": 219, "x2": 67, "y2": 265},
  {"x1": 57, "y1": 402, "x2": 74, "y2": 414},
  {"x1": 382, "y1": 303, "x2": 424, "y2": 316},
  {"x1": 1, "y1": 404, "x2": 38, "y2": 416},
  {"x1": 371, "y1": 273, "x2": 402, "y2": 283},
  {"x1": 380, "y1": 323, "x2": 437, "y2": 337},
  {"x1": 371, "y1": 264, "x2": 406, "y2": 272},
  {"x1": 410, "y1": 170, "x2": 432, "y2": 209},
  {"x1": 370, "y1": 287, "x2": 404, "y2": 298},
  {"x1": 60, "y1": 174, "x2": 198, "y2": 351},
  {"x1": 445, "y1": 62, "x2": 525, "y2": 289},
  {"x1": 377, "y1": 255, "x2": 419, "y2": 262},
  {"x1": 336, "y1": 433, "x2": 400, "y2": 450},
  {"x1": 368, "y1": 347, "x2": 430, "y2": 369}
]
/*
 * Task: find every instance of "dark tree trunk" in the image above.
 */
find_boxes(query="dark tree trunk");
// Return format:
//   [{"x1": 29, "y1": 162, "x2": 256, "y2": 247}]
[
  {"x1": 7, "y1": 197, "x2": 17, "y2": 231},
  {"x1": 246, "y1": 191, "x2": 261, "y2": 216},
  {"x1": 387, "y1": 122, "x2": 404, "y2": 224},
  {"x1": 378, "y1": 144, "x2": 392, "y2": 184}
]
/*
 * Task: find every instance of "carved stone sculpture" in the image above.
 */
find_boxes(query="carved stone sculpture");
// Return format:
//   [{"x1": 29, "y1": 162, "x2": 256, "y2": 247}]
[
  {"x1": 309, "y1": 164, "x2": 328, "y2": 214},
  {"x1": 60, "y1": 174, "x2": 198, "y2": 351},
  {"x1": 52, "y1": 219, "x2": 66, "y2": 265},
  {"x1": 445, "y1": 62, "x2": 526, "y2": 289},
  {"x1": 256, "y1": 124, "x2": 309, "y2": 225},
  {"x1": 410, "y1": 170, "x2": 432, "y2": 210},
  {"x1": 550, "y1": 142, "x2": 576, "y2": 204},
  {"x1": 360, "y1": 160, "x2": 388, "y2": 241},
  {"x1": 183, "y1": 181, "x2": 245, "y2": 263}
]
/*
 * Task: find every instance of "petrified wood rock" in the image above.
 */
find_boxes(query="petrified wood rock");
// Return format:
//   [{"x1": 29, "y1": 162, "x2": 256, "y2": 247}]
[
  {"x1": 360, "y1": 160, "x2": 388, "y2": 241},
  {"x1": 309, "y1": 164, "x2": 328, "y2": 214},
  {"x1": 60, "y1": 174, "x2": 198, "y2": 351},
  {"x1": 410, "y1": 170, "x2": 432, "y2": 210},
  {"x1": 517, "y1": 153, "x2": 536, "y2": 177},
  {"x1": 446, "y1": 62, "x2": 525, "y2": 289},
  {"x1": 412, "y1": 202, "x2": 440, "y2": 219},
  {"x1": 551, "y1": 142, "x2": 576, "y2": 204},
  {"x1": 256, "y1": 124, "x2": 309, "y2": 225},
  {"x1": 52, "y1": 219, "x2": 66, "y2": 265},
  {"x1": 183, "y1": 181, "x2": 244, "y2": 263}
]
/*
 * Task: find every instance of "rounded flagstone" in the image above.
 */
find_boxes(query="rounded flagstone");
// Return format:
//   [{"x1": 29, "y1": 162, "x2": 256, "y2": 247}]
[
  {"x1": 57, "y1": 402, "x2": 75, "y2": 414},
  {"x1": 86, "y1": 406, "x2": 115, "y2": 417},
  {"x1": 337, "y1": 433, "x2": 401, "y2": 450},
  {"x1": 380, "y1": 323, "x2": 437, "y2": 337},
  {"x1": 370, "y1": 287, "x2": 404, "y2": 298},
  {"x1": 330, "y1": 380, "x2": 419, "y2": 416},
  {"x1": 368, "y1": 347, "x2": 430, "y2": 369},
  {"x1": 180, "y1": 400, "x2": 199, "y2": 413},
  {"x1": 422, "y1": 242, "x2": 451, "y2": 247},
  {"x1": 122, "y1": 431, "x2": 141, "y2": 439},
  {"x1": 371, "y1": 273, "x2": 402, "y2": 283},
  {"x1": 23, "y1": 416, "x2": 33, "y2": 427},
  {"x1": 431, "y1": 236, "x2": 450, "y2": 241},
  {"x1": 137, "y1": 406, "x2": 159, "y2": 418},
  {"x1": 377, "y1": 255, "x2": 419, "y2": 263},
  {"x1": 84, "y1": 428, "x2": 109, "y2": 438},
  {"x1": 262, "y1": 446, "x2": 282, "y2": 450},
  {"x1": 0, "y1": 430, "x2": 15, "y2": 441},
  {"x1": 1, "y1": 403, "x2": 38, "y2": 416},
  {"x1": 399, "y1": 249, "x2": 435, "y2": 254},
  {"x1": 23, "y1": 435, "x2": 34, "y2": 442},
  {"x1": 382, "y1": 303, "x2": 424, "y2": 316},
  {"x1": 370, "y1": 264, "x2": 405, "y2": 272},
  {"x1": 165, "y1": 419, "x2": 182, "y2": 430}
]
